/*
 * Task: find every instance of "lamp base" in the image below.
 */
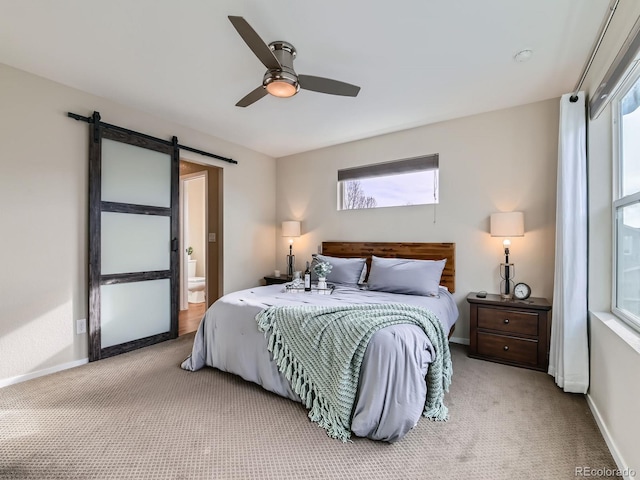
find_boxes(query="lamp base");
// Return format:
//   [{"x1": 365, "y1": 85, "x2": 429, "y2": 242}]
[
  {"x1": 499, "y1": 262, "x2": 514, "y2": 299},
  {"x1": 500, "y1": 291, "x2": 514, "y2": 300},
  {"x1": 286, "y1": 254, "x2": 295, "y2": 280}
]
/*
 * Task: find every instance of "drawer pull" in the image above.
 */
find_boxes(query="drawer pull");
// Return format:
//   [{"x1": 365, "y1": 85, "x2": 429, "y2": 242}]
[
  {"x1": 503, "y1": 318, "x2": 510, "y2": 324},
  {"x1": 503, "y1": 345, "x2": 509, "y2": 351}
]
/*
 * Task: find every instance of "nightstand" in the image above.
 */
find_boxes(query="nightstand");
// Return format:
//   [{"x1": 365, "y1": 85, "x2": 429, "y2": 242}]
[
  {"x1": 264, "y1": 275, "x2": 289, "y2": 285},
  {"x1": 467, "y1": 293, "x2": 552, "y2": 371}
]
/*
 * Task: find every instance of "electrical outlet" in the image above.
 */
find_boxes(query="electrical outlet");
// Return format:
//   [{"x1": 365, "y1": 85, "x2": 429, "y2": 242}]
[
  {"x1": 208, "y1": 232, "x2": 216, "y2": 242},
  {"x1": 76, "y1": 318, "x2": 87, "y2": 335}
]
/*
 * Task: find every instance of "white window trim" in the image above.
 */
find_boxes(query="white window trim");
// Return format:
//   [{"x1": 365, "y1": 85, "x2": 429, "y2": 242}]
[{"x1": 611, "y1": 62, "x2": 640, "y2": 333}]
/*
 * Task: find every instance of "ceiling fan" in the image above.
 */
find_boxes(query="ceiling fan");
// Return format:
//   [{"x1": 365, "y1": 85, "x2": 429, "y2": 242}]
[{"x1": 228, "y1": 16, "x2": 361, "y2": 107}]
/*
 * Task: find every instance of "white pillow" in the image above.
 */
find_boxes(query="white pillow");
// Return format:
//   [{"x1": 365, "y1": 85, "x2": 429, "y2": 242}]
[{"x1": 367, "y1": 256, "x2": 446, "y2": 297}]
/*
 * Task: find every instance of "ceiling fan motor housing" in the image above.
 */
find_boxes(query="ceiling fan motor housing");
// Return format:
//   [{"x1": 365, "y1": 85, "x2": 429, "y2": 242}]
[{"x1": 263, "y1": 41, "x2": 300, "y2": 93}]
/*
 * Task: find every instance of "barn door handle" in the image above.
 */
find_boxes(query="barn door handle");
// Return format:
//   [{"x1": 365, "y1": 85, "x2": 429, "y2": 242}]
[{"x1": 171, "y1": 238, "x2": 178, "y2": 252}]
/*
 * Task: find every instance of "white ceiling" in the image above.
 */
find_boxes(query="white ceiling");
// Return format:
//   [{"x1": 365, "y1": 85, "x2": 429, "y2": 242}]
[{"x1": 0, "y1": 0, "x2": 609, "y2": 158}]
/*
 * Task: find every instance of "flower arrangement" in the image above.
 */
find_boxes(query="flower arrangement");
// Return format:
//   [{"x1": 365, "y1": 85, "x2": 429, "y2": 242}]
[
  {"x1": 312, "y1": 260, "x2": 332, "y2": 279},
  {"x1": 186, "y1": 246, "x2": 193, "y2": 256}
]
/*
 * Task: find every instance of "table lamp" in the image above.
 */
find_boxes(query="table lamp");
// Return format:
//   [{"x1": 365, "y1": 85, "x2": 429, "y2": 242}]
[
  {"x1": 490, "y1": 212, "x2": 524, "y2": 299},
  {"x1": 282, "y1": 221, "x2": 301, "y2": 279}
]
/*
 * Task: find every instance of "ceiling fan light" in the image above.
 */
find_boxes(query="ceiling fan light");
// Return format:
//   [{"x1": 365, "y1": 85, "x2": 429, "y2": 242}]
[{"x1": 265, "y1": 79, "x2": 298, "y2": 98}]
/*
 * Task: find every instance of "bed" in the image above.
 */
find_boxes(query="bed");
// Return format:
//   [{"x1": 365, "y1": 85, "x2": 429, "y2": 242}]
[{"x1": 182, "y1": 242, "x2": 458, "y2": 442}]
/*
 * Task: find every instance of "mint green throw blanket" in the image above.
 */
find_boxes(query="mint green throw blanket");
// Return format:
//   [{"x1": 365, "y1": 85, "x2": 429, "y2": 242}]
[{"x1": 256, "y1": 303, "x2": 452, "y2": 441}]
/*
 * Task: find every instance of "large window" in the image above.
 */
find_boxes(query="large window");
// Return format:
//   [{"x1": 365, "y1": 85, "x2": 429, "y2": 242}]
[
  {"x1": 337, "y1": 154, "x2": 439, "y2": 210},
  {"x1": 613, "y1": 66, "x2": 640, "y2": 331}
]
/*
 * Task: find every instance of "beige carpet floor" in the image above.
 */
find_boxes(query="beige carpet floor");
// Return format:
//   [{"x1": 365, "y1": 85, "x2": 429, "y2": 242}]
[{"x1": 0, "y1": 334, "x2": 616, "y2": 479}]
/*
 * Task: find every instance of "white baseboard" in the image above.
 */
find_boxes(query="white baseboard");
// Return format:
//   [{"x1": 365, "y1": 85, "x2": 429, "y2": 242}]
[
  {"x1": 449, "y1": 336, "x2": 470, "y2": 345},
  {"x1": 0, "y1": 357, "x2": 89, "y2": 389},
  {"x1": 586, "y1": 393, "x2": 634, "y2": 480}
]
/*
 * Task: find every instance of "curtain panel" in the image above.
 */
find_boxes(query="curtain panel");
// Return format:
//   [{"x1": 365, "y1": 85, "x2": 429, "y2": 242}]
[{"x1": 548, "y1": 92, "x2": 589, "y2": 393}]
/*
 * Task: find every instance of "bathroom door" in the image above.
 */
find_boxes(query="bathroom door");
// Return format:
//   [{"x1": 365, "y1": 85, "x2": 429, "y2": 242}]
[{"x1": 88, "y1": 113, "x2": 179, "y2": 361}]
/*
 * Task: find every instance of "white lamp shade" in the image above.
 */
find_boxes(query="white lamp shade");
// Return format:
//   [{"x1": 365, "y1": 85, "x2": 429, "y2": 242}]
[
  {"x1": 281, "y1": 221, "x2": 301, "y2": 237},
  {"x1": 490, "y1": 212, "x2": 524, "y2": 237}
]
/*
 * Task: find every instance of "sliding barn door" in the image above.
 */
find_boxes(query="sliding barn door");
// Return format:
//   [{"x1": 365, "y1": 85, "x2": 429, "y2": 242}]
[{"x1": 88, "y1": 115, "x2": 179, "y2": 361}]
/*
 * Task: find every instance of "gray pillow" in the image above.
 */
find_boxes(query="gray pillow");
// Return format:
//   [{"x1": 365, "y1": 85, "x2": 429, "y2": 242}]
[
  {"x1": 367, "y1": 255, "x2": 446, "y2": 297},
  {"x1": 311, "y1": 254, "x2": 367, "y2": 285}
]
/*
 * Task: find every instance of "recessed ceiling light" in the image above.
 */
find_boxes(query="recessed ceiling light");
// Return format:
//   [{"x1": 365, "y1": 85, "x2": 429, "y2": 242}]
[{"x1": 514, "y1": 49, "x2": 533, "y2": 63}]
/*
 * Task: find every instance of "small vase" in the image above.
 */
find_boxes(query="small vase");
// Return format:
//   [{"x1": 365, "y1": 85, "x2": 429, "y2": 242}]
[{"x1": 317, "y1": 277, "x2": 327, "y2": 289}]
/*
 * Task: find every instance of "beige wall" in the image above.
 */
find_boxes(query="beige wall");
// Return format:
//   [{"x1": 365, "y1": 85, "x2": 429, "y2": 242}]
[
  {"x1": 276, "y1": 99, "x2": 559, "y2": 342},
  {"x1": 582, "y1": 0, "x2": 640, "y2": 474},
  {"x1": 589, "y1": 314, "x2": 640, "y2": 474},
  {"x1": 0, "y1": 63, "x2": 276, "y2": 384}
]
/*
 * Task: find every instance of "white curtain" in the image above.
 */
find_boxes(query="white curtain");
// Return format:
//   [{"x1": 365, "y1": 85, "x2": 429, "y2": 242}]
[{"x1": 548, "y1": 92, "x2": 589, "y2": 393}]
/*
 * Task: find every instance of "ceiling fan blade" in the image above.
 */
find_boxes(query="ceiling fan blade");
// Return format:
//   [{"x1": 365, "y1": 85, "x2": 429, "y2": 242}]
[
  {"x1": 298, "y1": 75, "x2": 361, "y2": 97},
  {"x1": 228, "y1": 16, "x2": 281, "y2": 71},
  {"x1": 236, "y1": 86, "x2": 268, "y2": 107}
]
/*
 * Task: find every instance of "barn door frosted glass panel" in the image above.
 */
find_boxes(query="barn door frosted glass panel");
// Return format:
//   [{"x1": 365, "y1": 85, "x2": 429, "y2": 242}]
[
  {"x1": 101, "y1": 279, "x2": 171, "y2": 348},
  {"x1": 101, "y1": 138, "x2": 171, "y2": 207},
  {"x1": 101, "y1": 212, "x2": 170, "y2": 274},
  {"x1": 99, "y1": 137, "x2": 173, "y2": 352}
]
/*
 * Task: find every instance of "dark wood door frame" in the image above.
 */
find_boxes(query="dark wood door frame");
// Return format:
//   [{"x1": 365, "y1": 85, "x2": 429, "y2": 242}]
[{"x1": 88, "y1": 113, "x2": 179, "y2": 361}]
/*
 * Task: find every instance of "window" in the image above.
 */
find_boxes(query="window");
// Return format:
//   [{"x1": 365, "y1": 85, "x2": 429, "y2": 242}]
[
  {"x1": 613, "y1": 65, "x2": 640, "y2": 332},
  {"x1": 337, "y1": 154, "x2": 439, "y2": 210}
]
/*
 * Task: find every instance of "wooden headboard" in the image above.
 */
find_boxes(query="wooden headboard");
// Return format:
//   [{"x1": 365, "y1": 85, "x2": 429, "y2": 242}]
[{"x1": 321, "y1": 242, "x2": 456, "y2": 293}]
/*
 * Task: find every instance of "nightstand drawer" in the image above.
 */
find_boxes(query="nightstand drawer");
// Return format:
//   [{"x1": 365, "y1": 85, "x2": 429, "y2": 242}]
[
  {"x1": 477, "y1": 332, "x2": 538, "y2": 366},
  {"x1": 477, "y1": 307, "x2": 538, "y2": 336}
]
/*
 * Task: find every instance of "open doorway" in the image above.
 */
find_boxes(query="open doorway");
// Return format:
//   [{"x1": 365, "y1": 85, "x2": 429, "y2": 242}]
[
  {"x1": 178, "y1": 160, "x2": 222, "y2": 335},
  {"x1": 180, "y1": 171, "x2": 207, "y2": 334}
]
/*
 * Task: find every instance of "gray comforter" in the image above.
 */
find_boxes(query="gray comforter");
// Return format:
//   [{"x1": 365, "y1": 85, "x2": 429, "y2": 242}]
[{"x1": 181, "y1": 284, "x2": 458, "y2": 442}]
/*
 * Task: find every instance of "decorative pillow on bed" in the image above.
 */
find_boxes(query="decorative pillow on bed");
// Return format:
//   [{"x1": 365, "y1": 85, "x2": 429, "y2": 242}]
[
  {"x1": 366, "y1": 255, "x2": 447, "y2": 297},
  {"x1": 311, "y1": 254, "x2": 367, "y2": 285}
]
